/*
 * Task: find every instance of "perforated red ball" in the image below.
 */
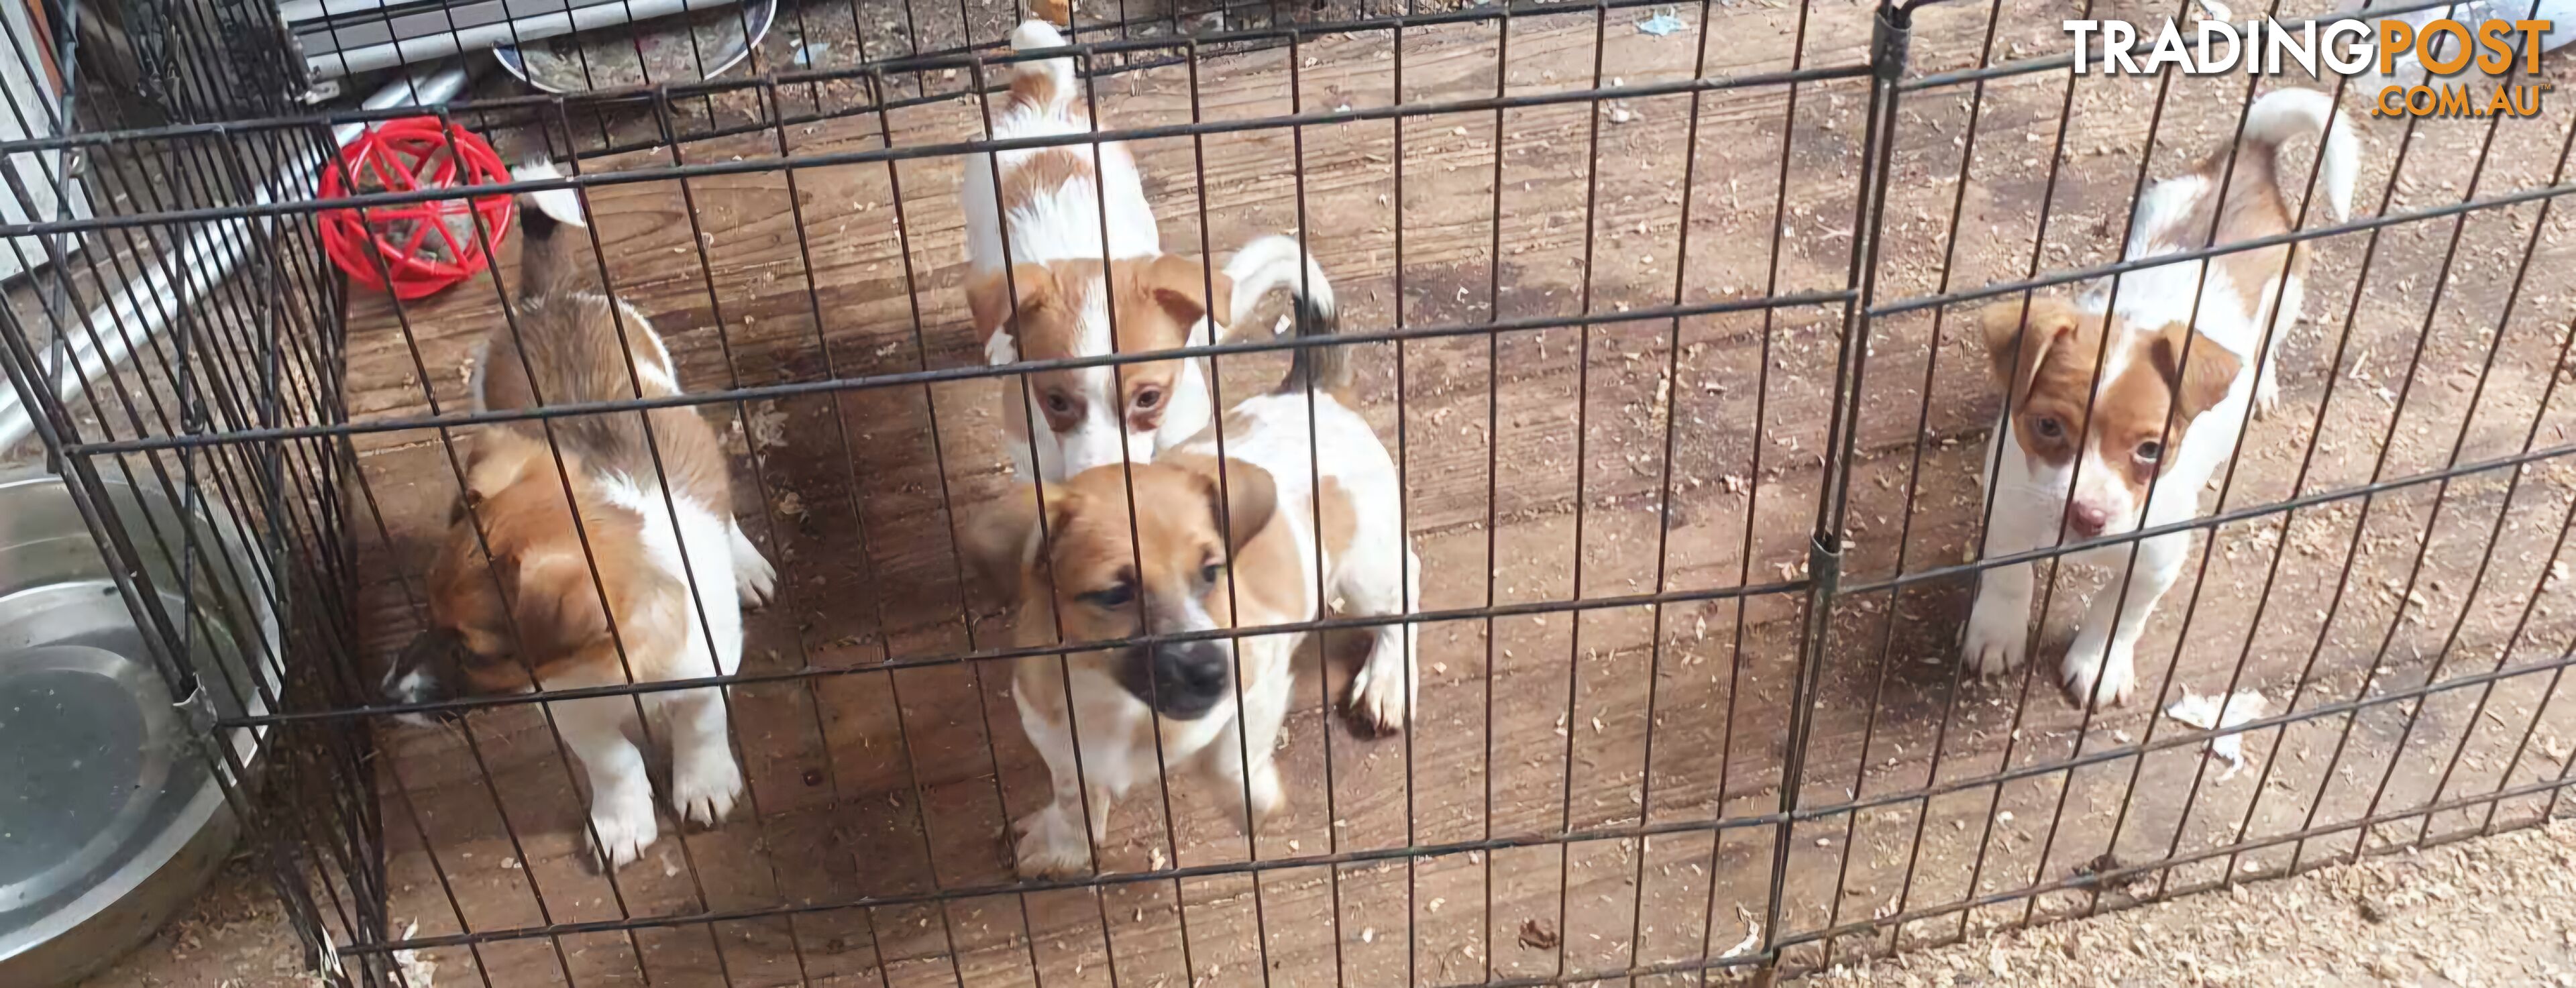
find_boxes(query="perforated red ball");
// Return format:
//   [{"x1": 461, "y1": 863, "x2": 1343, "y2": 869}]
[{"x1": 317, "y1": 117, "x2": 516, "y2": 300}]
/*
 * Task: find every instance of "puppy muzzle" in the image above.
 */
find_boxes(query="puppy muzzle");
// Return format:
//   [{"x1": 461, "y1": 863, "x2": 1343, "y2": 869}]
[
  {"x1": 384, "y1": 627, "x2": 466, "y2": 725},
  {"x1": 1119, "y1": 641, "x2": 1232, "y2": 720}
]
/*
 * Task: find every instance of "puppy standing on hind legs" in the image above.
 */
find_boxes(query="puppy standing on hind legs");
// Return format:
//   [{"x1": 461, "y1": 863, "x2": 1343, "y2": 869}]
[
  {"x1": 1962, "y1": 87, "x2": 2357, "y2": 708},
  {"x1": 383, "y1": 159, "x2": 778, "y2": 870},
  {"x1": 966, "y1": 311, "x2": 1417, "y2": 878}
]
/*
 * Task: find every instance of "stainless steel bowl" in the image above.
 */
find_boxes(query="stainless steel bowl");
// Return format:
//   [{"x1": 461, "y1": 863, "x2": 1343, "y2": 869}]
[{"x1": 0, "y1": 472, "x2": 280, "y2": 986}]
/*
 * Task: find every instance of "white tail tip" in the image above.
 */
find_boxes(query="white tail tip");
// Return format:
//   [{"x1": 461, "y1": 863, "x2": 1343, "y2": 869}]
[{"x1": 511, "y1": 158, "x2": 588, "y2": 229}]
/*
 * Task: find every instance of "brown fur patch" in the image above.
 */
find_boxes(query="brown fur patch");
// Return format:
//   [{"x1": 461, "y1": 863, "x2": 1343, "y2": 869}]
[
  {"x1": 998, "y1": 148, "x2": 1095, "y2": 214},
  {"x1": 1978, "y1": 296, "x2": 2108, "y2": 468},
  {"x1": 423, "y1": 461, "x2": 684, "y2": 694},
  {"x1": 2090, "y1": 321, "x2": 2243, "y2": 495},
  {"x1": 989, "y1": 257, "x2": 1227, "y2": 444},
  {"x1": 2169, "y1": 142, "x2": 2310, "y2": 335}
]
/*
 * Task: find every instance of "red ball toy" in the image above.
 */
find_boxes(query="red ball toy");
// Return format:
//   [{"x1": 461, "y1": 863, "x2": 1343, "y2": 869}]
[{"x1": 317, "y1": 117, "x2": 516, "y2": 300}]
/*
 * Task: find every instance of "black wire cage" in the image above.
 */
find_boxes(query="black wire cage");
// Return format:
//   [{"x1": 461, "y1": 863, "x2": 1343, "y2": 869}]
[{"x1": 3, "y1": 0, "x2": 2573, "y2": 983}]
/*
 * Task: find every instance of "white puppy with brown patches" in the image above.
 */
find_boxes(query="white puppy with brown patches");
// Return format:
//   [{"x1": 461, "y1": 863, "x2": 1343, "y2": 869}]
[
  {"x1": 965, "y1": 321, "x2": 1418, "y2": 878},
  {"x1": 1964, "y1": 87, "x2": 2356, "y2": 708},
  {"x1": 962, "y1": 19, "x2": 1335, "y2": 482}
]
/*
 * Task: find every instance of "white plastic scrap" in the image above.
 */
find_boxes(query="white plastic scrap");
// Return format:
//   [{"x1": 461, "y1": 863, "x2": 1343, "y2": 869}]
[
  {"x1": 1636, "y1": 8, "x2": 1688, "y2": 36},
  {"x1": 392, "y1": 920, "x2": 438, "y2": 987},
  {"x1": 2165, "y1": 690, "x2": 2268, "y2": 780},
  {"x1": 1718, "y1": 907, "x2": 1761, "y2": 958}
]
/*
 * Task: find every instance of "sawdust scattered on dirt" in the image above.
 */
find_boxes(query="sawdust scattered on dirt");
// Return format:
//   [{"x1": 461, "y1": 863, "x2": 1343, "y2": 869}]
[{"x1": 1801, "y1": 819, "x2": 2576, "y2": 987}]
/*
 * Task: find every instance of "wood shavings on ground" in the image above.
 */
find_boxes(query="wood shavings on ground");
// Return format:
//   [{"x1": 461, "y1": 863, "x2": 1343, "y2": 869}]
[{"x1": 2165, "y1": 690, "x2": 2268, "y2": 779}]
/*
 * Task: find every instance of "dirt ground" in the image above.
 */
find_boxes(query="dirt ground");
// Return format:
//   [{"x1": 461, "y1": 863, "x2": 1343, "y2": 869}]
[
  {"x1": 70, "y1": 816, "x2": 2576, "y2": 986},
  {"x1": 1803, "y1": 818, "x2": 2576, "y2": 987}
]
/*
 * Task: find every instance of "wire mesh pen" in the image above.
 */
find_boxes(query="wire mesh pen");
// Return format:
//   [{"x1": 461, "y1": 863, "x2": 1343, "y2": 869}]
[{"x1": 2, "y1": 0, "x2": 2572, "y2": 983}]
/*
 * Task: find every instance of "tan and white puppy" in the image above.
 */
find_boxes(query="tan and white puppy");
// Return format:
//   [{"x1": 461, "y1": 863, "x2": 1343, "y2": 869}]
[
  {"x1": 383, "y1": 162, "x2": 777, "y2": 869},
  {"x1": 967, "y1": 325, "x2": 1419, "y2": 878},
  {"x1": 1964, "y1": 87, "x2": 2357, "y2": 708},
  {"x1": 962, "y1": 19, "x2": 1335, "y2": 481}
]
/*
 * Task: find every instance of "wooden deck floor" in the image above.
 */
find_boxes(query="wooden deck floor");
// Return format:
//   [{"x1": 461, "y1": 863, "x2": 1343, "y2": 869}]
[{"x1": 330, "y1": 1, "x2": 2576, "y2": 984}]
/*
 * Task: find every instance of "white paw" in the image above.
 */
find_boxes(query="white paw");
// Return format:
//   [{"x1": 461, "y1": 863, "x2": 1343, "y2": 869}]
[
  {"x1": 1012, "y1": 805, "x2": 1093, "y2": 879},
  {"x1": 1345, "y1": 645, "x2": 1413, "y2": 736},
  {"x1": 1960, "y1": 593, "x2": 2031, "y2": 677},
  {"x1": 587, "y1": 792, "x2": 659, "y2": 871},
  {"x1": 1241, "y1": 760, "x2": 1284, "y2": 826},
  {"x1": 2253, "y1": 373, "x2": 2282, "y2": 421},
  {"x1": 670, "y1": 749, "x2": 744, "y2": 828},
  {"x1": 735, "y1": 539, "x2": 777, "y2": 610},
  {"x1": 2061, "y1": 633, "x2": 2137, "y2": 710}
]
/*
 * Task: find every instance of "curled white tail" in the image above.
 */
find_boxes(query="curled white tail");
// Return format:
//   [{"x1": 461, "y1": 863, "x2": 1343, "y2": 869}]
[
  {"x1": 1006, "y1": 19, "x2": 1079, "y2": 119},
  {"x1": 1222, "y1": 234, "x2": 1344, "y2": 393},
  {"x1": 2242, "y1": 88, "x2": 2358, "y2": 223}
]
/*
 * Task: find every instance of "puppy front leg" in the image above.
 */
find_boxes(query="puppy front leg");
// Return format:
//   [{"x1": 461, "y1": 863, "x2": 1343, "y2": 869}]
[
  {"x1": 2061, "y1": 531, "x2": 2188, "y2": 710},
  {"x1": 556, "y1": 695, "x2": 658, "y2": 871},
  {"x1": 660, "y1": 685, "x2": 745, "y2": 828},
  {"x1": 1010, "y1": 687, "x2": 1113, "y2": 878},
  {"x1": 729, "y1": 520, "x2": 777, "y2": 609},
  {"x1": 1339, "y1": 543, "x2": 1423, "y2": 736},
  {"x1": 1202, "y1": 639, "x2": 1293, "y2": 830},
  {"x1": 1962, "y1": 508, "x2": 2041, "y2": 677}
]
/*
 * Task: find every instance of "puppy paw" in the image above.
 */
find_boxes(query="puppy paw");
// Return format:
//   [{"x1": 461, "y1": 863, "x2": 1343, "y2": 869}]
[
  {"x1": 1960, "y1": 595, "x2": 2030, "y2": 677},
  {"x1": 2061, "y1": 634, "x2": 2137, "y2": 710},
  {"x1": 735, "y1": 542, "x2": 777, "y2": 610},
  {"x1": 671, "y1": 749, "x2": 744, "y2": 828},
  {"x1": 1012, "y1": 806, "x2": 1094, "y2": 879},
  {"x1": 587, "y1": 793, "x2": 659, "y2": 871},
  {"x1": 1344, "y1": 648, "x2": 1413, "y2": 736},
  {"x1": 1244, "y1": 761, "x2": 1284, "y2": 824},
  {"x1": 2253, "y1": 372, "x2": 2283, "y2": 421}
]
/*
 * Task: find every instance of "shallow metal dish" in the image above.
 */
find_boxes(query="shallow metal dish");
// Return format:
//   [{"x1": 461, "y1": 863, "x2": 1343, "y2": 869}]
[
  {"x1": 0, "y1": 472, "x2": 280, "y2": 987},
  {"x1": 494, "y1": 0, "x2": 777, "y2": 95}
]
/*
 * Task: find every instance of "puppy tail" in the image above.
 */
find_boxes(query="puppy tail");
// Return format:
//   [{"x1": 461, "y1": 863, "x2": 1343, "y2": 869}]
[
  {"x1": 2241, "y1": 87, "x2": 2357, "y2": 223},
  {"x1": 511, "y1": 156, "x2": 591, "y2": 302},
  {"x1": 1005, "y1": 19, "x2": 1081, "y2": 120},
  {"x1": 1223, "y1": 234, "x2": 1346, "y2": 396}
]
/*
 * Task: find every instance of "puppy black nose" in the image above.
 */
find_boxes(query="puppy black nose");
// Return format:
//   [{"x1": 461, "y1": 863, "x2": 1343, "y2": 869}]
[{"x1": 1149, "y1": 643, "x2": 1231, "y2": 718}]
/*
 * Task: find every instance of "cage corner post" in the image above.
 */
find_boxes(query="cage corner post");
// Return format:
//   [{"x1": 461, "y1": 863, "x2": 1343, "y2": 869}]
[{"x1": 1759, "y1": 0, "x2": 1913, "y2": 977}]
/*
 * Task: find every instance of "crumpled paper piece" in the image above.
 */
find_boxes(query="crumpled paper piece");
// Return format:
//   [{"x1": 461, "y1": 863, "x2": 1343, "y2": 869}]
[
  {"x1": 392, "y1": 920, "x2": 437, "y2": 987},
  {"x1": 2165, "y1": 690, "x2": 2267, "y2": 780}
]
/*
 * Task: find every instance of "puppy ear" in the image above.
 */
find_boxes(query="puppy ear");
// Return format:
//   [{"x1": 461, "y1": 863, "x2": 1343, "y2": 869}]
[
  {"x1": 967, "y1": 264, "x2": 1059, "y2": 354},
  {"x1": 506, "y1": 551, "x2": 612, "y2": 663},
  {"x1": 2147, "y1": 321, "x2": 2243, "y2": 424},
  {"x1": 961, "y1": 483, "x2": 1075, "y2": 601},
  {"x1": 1976, "y1": 296, "x2": 2081, "y2": 401},
  {"x1": 1165, "y1": 454, "x2": 1276, "y2": 553},
  {"x1": 1140, "y1": 254, "x2": 1233, "y2": 337}
]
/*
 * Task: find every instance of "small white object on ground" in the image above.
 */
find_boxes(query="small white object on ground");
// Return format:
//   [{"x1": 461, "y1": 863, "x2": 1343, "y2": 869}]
[
  {"x1": 393, "y1": 920, "x2": 438, "y2": 987},
  {"x1": 2165, "y1": 690, "x2": 2268, "y2": 780}
]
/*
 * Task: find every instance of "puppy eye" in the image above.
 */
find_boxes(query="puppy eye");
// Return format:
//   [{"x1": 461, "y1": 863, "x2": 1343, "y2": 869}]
[
  {"x1": 2033, "y1": 416, "x2": 2065, "y2": 439},
  {"x1": 1081, "y1": 583, "x2": 1134, "y2": 608},
  {"x1": 1199, "y1": 561, "x2": 1223, "y2": 584},
  {"x1": 1044, "y1": 392, "x2": 1073, "y2": 415},
  {"x1": 2135, "y1": 440, "x2": 2163, "y2": 463},
  {"x1": 1132, "y1": 387, "x2": 1163, "y2": 411}
]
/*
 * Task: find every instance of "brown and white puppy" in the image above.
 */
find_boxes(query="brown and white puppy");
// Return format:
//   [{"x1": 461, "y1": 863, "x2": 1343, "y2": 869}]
[
  {"x1": 384, "y1": 161, "x2": 777, "y2": 870},
  {"x1": 967, "y1": 324, "x2": 1418, "y2": 878},
  {"x1": 1964, "y1": 87, "x2": 2356, "y2": 708},
  {"x1": 961, "y1": 19, "x2": 1335, "y2": 480}
]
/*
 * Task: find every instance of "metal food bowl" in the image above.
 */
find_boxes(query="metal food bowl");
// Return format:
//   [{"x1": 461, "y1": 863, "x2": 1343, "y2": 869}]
[{"x1": 0, "y1": 472, "x2": 280, "y2": 986}]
